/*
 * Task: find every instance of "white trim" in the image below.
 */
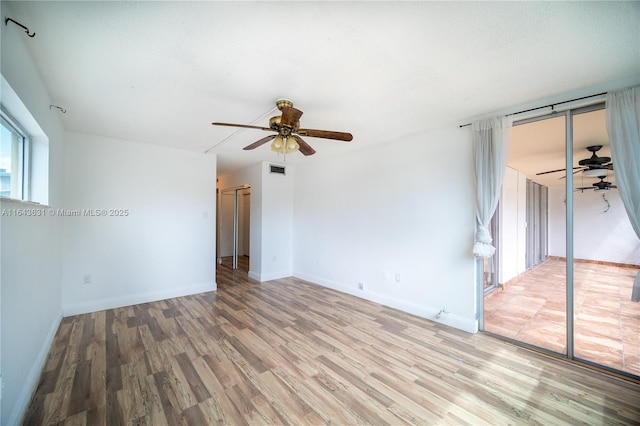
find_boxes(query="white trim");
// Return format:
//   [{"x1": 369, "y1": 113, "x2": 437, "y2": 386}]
[
  {"x1": 0, "y1": 197, "x2": 47, "y2": 207},
  {"x1": 62, "y1": 282, "x2": 217, "y2": 317},
  {"x1": 252, "y1": 270, "x2": 293, "y2": 282},
  {"x1": 9, "y1": 311, "x2": 63, "y2": 426},
  {"x1": 294, "y1": 271, "x2": 478, "y2": 334}
]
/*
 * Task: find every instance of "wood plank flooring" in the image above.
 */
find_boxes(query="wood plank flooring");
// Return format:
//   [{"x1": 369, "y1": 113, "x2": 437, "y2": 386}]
[{"x1": 23, "y1": 265, "x2": 640, "y2": 425}]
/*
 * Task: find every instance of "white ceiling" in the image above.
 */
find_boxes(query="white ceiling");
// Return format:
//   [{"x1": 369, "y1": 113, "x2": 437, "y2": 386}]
[{"x1": 3, "y1": 1, "x2": 639, "y2": 175}]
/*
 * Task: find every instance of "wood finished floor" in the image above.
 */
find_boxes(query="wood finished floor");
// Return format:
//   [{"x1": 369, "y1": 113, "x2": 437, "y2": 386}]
[{"x1": 23, "y1": 265, "x2": 640, "y2": 425}]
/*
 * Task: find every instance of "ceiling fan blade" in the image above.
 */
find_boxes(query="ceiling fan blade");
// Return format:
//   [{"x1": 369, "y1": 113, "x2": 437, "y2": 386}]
[
  {"x1": 212, "y1": 122, "x2": 272, "y2": 131},
  {"x1": 297, "y1": 128, "x2": 353, "y2": 141},
  {"x1": 536, "y1": 168, "x2": 567, "y2": 176},
  {"x1": 536, "y1": 166, "x2": 583, "y2": 176},
  {"x1": 243, "y1": 134, "x2": 276, "y2": 150},
  {"x1": 559, "y1": 169, "x2": 584, "y2": 180},
  {"x1": 292, "y1": 135, "x2": 316, "y2": 156},
  {"x1": 610, "y1": 185, "x2": 617, "y2": 188},
  {"x1": 280, "y1": 107, "x2": 303, "y2": 128}
]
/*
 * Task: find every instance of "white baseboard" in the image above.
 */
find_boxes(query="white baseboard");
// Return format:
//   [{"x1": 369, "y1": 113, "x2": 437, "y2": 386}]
[
  {"x1": 248, "y1": 270, "x2": 292, "y2": 282},
  {"x1": 294, "y1": 271, "x2": 477, "y2": 334},
  {"x1": 62, "y1": 281, "x2": 217, "y2": 317},
  {"x1": 9, "y1": 310, "x2": 63, "y2": 426}
]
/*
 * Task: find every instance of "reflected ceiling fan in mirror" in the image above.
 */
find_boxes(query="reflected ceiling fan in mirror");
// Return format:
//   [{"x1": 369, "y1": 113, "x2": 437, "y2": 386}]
[
  {"x1": 536, "y1": 145, "x2": 614, "y2": 178},
  {"x1": 575, "y1": 175, "x2": 617, "y2": 192},
  {"x1": 212, "y1": 99, "x2": 353, "y2": 157}
]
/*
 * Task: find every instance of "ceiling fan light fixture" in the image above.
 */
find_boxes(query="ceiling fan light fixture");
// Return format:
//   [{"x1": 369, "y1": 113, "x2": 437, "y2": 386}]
[
  {"x1": 583, "y1": 168, "x2": 608, "y2": 177},
  {"x1": 270, "y1": 135, "x2": 299, "y2": 154},
  {"x1": 271, "y1": 135, "x2": 284, "y2": 153},
  {"x1": 285, "y1": 136, "x2": 299, "y2": 153}
]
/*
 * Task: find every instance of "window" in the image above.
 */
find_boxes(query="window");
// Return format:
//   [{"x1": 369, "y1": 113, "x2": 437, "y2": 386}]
[{"x1": 0, "y1": 111, "x2": 30, "y2": 200}]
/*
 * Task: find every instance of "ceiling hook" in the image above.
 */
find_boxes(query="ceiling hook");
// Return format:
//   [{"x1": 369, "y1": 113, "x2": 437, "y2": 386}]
[
  {"x1": 5, "y1": 17, "x2": 36, "y2": 37},
  {"x1": 50, "y1": 105, "x2": 66, "y2": 113}
]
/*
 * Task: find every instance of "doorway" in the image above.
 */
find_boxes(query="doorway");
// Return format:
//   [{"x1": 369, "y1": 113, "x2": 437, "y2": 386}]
[
  {"x1": 483, "y1": 104, "x2": 640, "y2": 378},
  {"x1": 218, "y1": 185, "x2": 251, "y2": 272}
]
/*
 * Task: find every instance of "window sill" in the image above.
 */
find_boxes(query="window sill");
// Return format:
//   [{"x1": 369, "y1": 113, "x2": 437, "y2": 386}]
[{"x1": 0, "y1": 197, "x2": 50, "y2": 208}]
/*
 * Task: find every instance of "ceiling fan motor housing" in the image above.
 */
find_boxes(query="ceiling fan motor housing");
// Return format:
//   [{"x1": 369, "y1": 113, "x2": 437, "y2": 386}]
[
  {"x1": 269, "y1": 115, "x2": 300, "y2": 136},
  {"x1": 275, "y1": 99, "x2": 294, "y2": 111},
  {"x1": 578, "y1": 145, "x2": 611, "y2": 166}
]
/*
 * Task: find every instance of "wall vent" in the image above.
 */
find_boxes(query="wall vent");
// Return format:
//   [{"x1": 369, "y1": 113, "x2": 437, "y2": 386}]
[{"x1": 270, "y1": 165, "x2": 286, "y2": 175}]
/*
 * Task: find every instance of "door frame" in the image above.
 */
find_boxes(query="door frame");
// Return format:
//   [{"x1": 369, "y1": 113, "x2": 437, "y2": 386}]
[
  {"x1": 479, "y1": 103, "x2": 637, "y2": 378},
  {"x1": 217, "y1": 184, "x2": 250, "y2": 270}
]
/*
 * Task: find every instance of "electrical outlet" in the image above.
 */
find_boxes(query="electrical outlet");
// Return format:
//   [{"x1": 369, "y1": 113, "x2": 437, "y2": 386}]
[
  {"x1": 358, "y1": 282, "x2": 365, "y2": 290},
  {"x1": 83, "y1": 274, "x2": 91, "y2": 285}
]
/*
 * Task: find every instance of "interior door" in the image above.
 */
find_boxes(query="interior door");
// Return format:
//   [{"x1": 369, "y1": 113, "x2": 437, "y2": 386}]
[
  {"x1": 218, "y1": 185, "x2": 250, "y2": 271},
  {"x1": 240, "y1": 188, "x2": 251, "y2": 257},
  {"x1": 218, "y1": 189, "x2": 235, "y2": 268}
]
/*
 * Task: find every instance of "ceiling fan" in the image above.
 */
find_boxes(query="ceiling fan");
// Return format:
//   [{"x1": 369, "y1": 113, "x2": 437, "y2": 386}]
[
  {"x1": 536, "y1": 145, "x2": 614, "y2": 178},
  {"x1": 212, "y1": 99, "x2": 353, "y2": 156},
  {"x1": 575, "y1": 175, "x2": 617, "y2": 192}
]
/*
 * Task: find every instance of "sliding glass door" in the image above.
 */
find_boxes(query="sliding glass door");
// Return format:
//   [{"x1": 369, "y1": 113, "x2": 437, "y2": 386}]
[
  {"x1": 571, "y1": 108, "x2": 639, "y2": 376},
  {"x1": 483, "y1": 112, "x2": 567, "y2": 354},
  {"x1": 483, "y1": 104, "x2": 639, "y2": 378}
]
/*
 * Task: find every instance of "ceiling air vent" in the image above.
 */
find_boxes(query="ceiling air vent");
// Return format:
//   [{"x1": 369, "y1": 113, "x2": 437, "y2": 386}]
[{"x1": 270, "y1": 165, "x2": 286, "y2": 175}]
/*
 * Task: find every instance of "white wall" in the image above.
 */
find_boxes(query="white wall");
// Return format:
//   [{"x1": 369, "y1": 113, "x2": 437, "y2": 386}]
[
  {"x1": 62, "y1": 132, "x2": 217, "y2": 315},
  {"x1": 218, "y1": 161, "x2": 294, "y2": 282},
  {"x1": 293, "y1": 126, "x2": 477, "y2": 332},
  {"x1": 548, "y1": 186, "x2": 639, "y2": 265},
  {"x1": 260, "y1": 162, "x2": 294, "y2": 281},
  {"x1": 0, "y1": 4, "x2": 66, "y2": 423},
  {"x1": 498, "y1": 167, "x2": 527, "y2": 283}
]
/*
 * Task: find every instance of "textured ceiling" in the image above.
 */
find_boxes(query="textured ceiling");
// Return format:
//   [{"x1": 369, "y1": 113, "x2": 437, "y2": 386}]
[{"x1": 2, "y1": 1, "x2": 639, "y2": 175}]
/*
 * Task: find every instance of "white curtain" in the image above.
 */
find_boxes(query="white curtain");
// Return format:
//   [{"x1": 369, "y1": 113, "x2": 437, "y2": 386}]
[
  {"x1": 606, "y1": 85, "x2": 640, "y2": 301},
  {"x1": 472, "y1": 116, "x2": 513, "y2": 257}
]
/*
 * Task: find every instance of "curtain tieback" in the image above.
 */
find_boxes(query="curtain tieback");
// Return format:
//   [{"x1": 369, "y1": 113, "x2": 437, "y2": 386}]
[
  {"x1": 475, "y1": 226, "x2": 492, "y2": 244},
  {"x1": 473, "y1": 226, "x2": 495, "y2": 258}
]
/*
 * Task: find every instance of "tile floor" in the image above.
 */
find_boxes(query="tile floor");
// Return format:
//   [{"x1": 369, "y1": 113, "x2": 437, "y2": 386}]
[{"x1": 484, "y1": 258, "x2": 640, "y2": 377}]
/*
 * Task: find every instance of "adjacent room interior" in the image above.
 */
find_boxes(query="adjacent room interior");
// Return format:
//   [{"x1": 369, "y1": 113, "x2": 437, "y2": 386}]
[
  {"x1": 483, "y1": 107, "x2": 640, "y2": 377},
  {"x1": 1, "y1": 2, "x2": 639, "y2": 424}
]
